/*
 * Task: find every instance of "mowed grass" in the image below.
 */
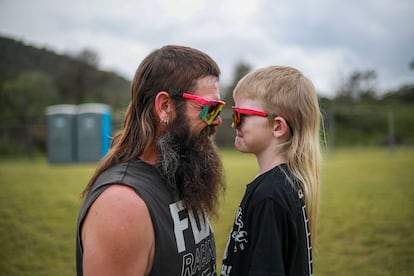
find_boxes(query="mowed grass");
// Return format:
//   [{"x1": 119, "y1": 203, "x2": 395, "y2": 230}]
[
  {"x1": 0, "y1": 147, "x2": 413, "y2": 275},
  {"x1": 0, "y1": 161, "x2": 93, "y2": 275}
]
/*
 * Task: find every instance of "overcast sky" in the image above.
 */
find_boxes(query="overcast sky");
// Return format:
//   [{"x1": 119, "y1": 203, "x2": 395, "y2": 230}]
[{"x1": 1, "y1": 0, "x2": 413, "y2": 97}]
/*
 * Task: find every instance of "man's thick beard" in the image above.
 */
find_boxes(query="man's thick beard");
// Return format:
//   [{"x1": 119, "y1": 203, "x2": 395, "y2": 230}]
[{"x1": 156, "y1": 113, "x2": 225, "y2": 218}]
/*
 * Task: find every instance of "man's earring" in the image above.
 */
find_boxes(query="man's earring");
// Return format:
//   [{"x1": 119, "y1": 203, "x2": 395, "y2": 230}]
[{"x1": 160, "y1": 118, "x2": 169, "y2": 127}]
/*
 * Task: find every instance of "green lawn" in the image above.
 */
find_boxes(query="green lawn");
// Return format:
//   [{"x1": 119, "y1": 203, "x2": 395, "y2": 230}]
[{"x1": 0, "y1": 147, "x2": 413, "y2": 275}]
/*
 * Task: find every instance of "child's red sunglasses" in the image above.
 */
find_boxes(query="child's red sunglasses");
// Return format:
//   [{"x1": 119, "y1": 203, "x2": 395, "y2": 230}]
[{"x1": 232, "y1": 106, "x2": 294, "y2": 135}]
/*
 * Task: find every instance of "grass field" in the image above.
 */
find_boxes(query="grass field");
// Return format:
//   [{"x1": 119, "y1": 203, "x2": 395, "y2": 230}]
[{"x1": 0, "y1": 147, "x2": 413, "y2": 275}]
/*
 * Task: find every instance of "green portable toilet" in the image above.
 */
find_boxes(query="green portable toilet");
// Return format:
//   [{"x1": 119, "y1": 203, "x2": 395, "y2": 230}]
[
  {"x1": 76, "y1": 103, "x2": 112, "y2": 162},
  {"x1": 45, "y1": 104, "x2": 77, "y2": 164}
]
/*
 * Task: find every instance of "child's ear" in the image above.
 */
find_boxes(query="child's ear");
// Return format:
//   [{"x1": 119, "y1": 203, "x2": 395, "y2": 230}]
[{"x1": 272, "y1": 117, "x2": 289, "y2": 138}]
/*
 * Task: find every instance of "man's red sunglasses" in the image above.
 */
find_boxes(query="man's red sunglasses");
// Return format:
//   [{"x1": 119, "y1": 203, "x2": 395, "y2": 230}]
[{"x1": 182, "y1": 93, "x2": 226, "y2": 125}]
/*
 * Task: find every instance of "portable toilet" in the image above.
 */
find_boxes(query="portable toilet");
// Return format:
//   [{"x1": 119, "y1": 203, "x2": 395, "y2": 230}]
[
  {"x1": 76, "y1": 103, "x2": 112, "y2": 162},
  {"x1": 45, "y1": 104, "x2": 77, "y2": 164}
]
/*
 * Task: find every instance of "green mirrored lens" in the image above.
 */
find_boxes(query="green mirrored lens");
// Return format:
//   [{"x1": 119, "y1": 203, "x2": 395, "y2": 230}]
[{"x1": 200, "y1": 104, "x2": 223, "y2": 125}]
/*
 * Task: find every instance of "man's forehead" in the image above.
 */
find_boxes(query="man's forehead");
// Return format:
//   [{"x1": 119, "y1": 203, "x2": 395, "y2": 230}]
[{"x1": 193, "y1": 77, "x2": 220, "y2": 99}]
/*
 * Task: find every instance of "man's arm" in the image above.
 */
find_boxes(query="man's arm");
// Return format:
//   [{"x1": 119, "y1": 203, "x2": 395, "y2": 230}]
[{"x1": 81, "y1": 184, "x2": 154, "y2": 276}]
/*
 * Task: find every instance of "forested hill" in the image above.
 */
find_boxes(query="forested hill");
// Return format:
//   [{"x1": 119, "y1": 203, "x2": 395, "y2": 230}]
[
  {"x1": 0, "y1": 35, "x2": 131, "y2": 117},
  {"x1": 1, "y1": 35, "x2": 413, "y2": 153}
]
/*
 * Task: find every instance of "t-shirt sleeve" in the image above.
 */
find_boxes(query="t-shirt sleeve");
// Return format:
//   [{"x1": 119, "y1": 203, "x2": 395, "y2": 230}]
[{"x1": 247, "y1": 198, "x2": 296, "y2": 276}]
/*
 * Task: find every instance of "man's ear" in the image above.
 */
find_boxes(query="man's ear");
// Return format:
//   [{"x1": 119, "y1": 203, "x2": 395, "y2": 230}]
[
  {"x1": 155, "y1": 91, "x2": 174, "y2": 124},
  {"x1": 272, "y1": 116, "x2": 289, "y2": 138}
]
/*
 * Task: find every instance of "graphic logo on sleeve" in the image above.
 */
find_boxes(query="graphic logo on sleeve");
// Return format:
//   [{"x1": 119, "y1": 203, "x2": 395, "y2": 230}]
[
  {"x1": 221, "y1": 207, "x2": 247, "y2": 276},
  {"x1": 224, "y1": 207, "x2": 248, "y2": 258},
  {"x1": 231, "y1": 207, "x2": 248, "y2": 250},
  {"x1": 169, "y1": 200, "x2": 216, "y2": 276}
]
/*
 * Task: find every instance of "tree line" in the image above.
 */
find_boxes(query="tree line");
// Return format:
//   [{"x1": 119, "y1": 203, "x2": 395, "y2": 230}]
[
  {"x1": 216, "y1": 62, "x2": 414, "y2": 148},
  {"x1": 0, "y1": 35, "x2": 413, "y2": 156},
  {"x1": 0, "y1": 36, "x2": 130, "y2": 125}
]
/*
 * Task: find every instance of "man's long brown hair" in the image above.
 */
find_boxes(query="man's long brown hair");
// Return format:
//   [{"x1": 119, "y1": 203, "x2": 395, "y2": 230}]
[{"x1": 82, "y1": 45, "x2": 221, "y2": 200}]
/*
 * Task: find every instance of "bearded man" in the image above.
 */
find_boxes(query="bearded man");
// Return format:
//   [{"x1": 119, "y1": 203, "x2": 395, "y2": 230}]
[{"x1": 76, "y1": 45, "x2": 226, "y2": 276}]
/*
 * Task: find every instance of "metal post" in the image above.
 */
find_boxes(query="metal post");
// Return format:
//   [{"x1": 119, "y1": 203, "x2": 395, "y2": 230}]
[{"x1": 388, "y1": 109, "x2": 395, "y2": 156}]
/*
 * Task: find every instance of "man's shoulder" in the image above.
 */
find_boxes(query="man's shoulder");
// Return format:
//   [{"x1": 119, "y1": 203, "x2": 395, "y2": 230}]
[
  {"x1": 94, "y1": 184, "x2": 148, "y2": 214},
  {"x1": 95, "y1": 159, "x2": 159, "y2": 187},
  {"x1": 81, "y1": 184, "x2": 154, "y2": 275}
]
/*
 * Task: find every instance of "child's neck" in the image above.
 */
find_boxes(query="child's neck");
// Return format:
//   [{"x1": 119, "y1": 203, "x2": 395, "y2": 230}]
[{"x1": 256, "y1": 151, "x2": 288, "y2": 176}]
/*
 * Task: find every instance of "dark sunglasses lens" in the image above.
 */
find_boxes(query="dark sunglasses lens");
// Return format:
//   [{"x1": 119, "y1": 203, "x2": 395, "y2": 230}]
[
  {"x1": 207, "y1": 104, "x2": 218, "y2": 114},
  {"x1": 232, "y1": 110, "x2": 240, "y2": 127}
]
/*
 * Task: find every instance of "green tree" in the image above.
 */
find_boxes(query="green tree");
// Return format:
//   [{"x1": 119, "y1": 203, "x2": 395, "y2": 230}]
[
  {"x1": 57, "y1": 48, "x2": 103, "y2": 104},
  {"x1": 335, "y1": 69, "x2": 378, "y2": 102},
  {"x1": 223, "y1": 61, "x2": 251, "y2": 104},
  {"x1": 0, "y1": 71, "x2": 58, "y2": 122},
  {"x1": 74, "y1": 48, "x2": 100, "y2": 67}
]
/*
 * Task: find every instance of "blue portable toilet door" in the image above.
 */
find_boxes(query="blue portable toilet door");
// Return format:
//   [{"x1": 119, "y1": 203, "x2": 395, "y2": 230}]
[
  {"x1": 76, "y1": 103, "x2": 112, "y2": 162},
  {"x1": 77, "y1": 113, "x2": 102, "y2": 162},
  {"x1": 101, "y1": 112, "x2": 111, "y2": 158}
]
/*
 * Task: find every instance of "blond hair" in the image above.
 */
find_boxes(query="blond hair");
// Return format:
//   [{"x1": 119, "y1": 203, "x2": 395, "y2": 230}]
[{"x1": 233, "y1": 66, "x2": 322, "y2": 251}]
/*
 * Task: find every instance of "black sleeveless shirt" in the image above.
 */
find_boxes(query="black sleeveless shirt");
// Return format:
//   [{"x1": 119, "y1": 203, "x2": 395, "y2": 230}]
[{"x1": 76, "y1": 159, "x2": 217, "y2": 276}]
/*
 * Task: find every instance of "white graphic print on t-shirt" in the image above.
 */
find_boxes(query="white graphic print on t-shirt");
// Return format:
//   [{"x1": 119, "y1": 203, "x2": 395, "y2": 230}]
[{"x1": 169, "y1": 200, "x2": 216, "y2": 276}]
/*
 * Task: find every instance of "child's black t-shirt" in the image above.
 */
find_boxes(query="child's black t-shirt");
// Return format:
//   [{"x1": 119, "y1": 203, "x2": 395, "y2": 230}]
[{"x1": 221, "y1": 164, "x2": 312, "y2": 276}]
